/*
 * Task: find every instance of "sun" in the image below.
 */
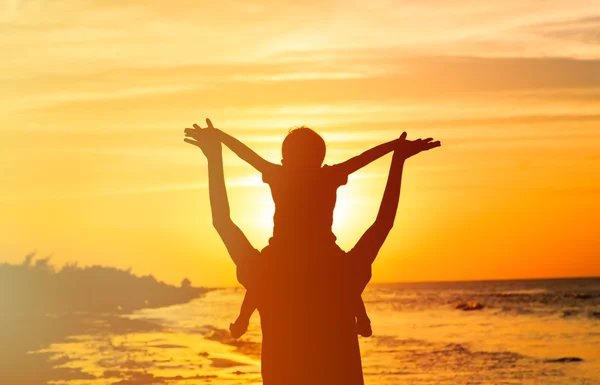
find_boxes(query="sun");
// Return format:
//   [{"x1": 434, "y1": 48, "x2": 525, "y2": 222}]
[
  {"x1": 229, "y1": 184, "x2": 275, "y2": 246},
  {"x1": 332, "y1": 185, "x2": 374, "y2": 249}
]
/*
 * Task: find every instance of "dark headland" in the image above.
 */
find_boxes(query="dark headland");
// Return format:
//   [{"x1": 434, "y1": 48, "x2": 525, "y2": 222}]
[{"x1": 0, "y1": 255, "x2": 209, "y2": 385}]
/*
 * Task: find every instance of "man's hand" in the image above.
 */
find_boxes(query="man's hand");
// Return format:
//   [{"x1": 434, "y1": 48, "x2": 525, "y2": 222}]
[{"x1": 184, "y1": 118, "x2": 222, "y2": 159}]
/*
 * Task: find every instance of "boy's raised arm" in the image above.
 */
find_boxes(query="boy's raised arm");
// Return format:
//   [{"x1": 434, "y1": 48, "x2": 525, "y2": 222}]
[
  {"x1": 216, "y1": 128, "x2": 279, "y2": 174},
  {"x1": 185, "y1": 125, "x2": 278, "y2": 174},
  {"x1": 334, "y1": 138, "x2": 400, "y2": 176}
]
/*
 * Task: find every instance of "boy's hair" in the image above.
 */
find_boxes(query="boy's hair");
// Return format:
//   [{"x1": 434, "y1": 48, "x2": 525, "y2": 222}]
[{"x1": 281, "y1": 126, "x2": 326, "y2": 167}]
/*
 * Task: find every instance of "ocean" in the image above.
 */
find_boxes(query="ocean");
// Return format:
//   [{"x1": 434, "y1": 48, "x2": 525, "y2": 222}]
[{"x1": 35, "y1": 278, "x2": 600, "y2": 384}]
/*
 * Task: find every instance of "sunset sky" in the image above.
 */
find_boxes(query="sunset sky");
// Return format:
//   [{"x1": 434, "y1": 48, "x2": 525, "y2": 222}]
[{"x1": 1, "y1": 0, "x2": 599, "y2": 286}]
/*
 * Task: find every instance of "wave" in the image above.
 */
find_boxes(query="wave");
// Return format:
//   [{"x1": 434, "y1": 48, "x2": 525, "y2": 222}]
[
  {"x1": 372, "y1": 336, "x2": 585, "y2": 372},
  {"x1": 496, "y1": 288, "x2": 549, "y2": 295},
  {"x1": 363, "y1": 280, "x2": 600, "y2": 320},
  {"x1": 203, "y1": 325, "x2": 262, "y2": 358},
  {"x1": 561, "y1": 309, "x2": 600, "y2": 320}
]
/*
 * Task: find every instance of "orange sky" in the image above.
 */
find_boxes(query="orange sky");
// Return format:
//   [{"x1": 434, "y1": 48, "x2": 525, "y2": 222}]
[{"x1": 1, "y1": 0, "x2": 599, "y2": 286}]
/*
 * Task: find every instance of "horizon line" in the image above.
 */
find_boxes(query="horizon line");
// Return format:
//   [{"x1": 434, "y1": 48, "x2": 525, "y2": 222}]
[{"x1": 213, "y1": 275, "x2": 600, "y2": 289}]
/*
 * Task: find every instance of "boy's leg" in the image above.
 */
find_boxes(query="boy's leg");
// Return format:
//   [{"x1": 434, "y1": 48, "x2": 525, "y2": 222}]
[
  {"x1": 230, "y1": 290, "x2": 257, "y2": 339},
  {"x1": 355, "y1": 295, "x2": 372, "y2": 337},
  {"x1": 352, "y1": 257, "x2": 373, "y2": 337}
]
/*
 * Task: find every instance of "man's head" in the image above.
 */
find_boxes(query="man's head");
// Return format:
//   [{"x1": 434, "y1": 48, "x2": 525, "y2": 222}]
[{"x1": 281, "y1": 126, "x2": 326, "y2": 169}]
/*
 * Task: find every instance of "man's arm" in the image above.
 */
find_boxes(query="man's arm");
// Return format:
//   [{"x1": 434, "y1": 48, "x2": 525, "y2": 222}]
[
  {"x1": 184, "y1": 119, "x2": 256, "y2": 269},
  {"x1": 350, "y1": 135, "x2": 440, "y2": 267},
  {"x1": 348, "y1": 143, "x2": 405, "y2": 267}
]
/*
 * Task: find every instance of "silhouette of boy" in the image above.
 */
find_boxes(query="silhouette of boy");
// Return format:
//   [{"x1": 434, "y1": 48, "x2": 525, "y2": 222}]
[{"x1": 185, "y1": 120, "x2": 420, "y2": 338}]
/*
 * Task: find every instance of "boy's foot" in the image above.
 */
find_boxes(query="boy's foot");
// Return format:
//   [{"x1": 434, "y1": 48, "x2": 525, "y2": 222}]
[
  {"x1": 356, "y1": 319, "x2": 372, "y2": 337},
  {"x1": 229, "y1": 320, "x2": 249, "y2": 339}
]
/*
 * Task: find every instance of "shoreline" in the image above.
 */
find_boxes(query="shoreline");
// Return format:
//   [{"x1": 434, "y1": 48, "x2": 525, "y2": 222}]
[
  {"x1": 0, "y1": 258, "x2": 212, "y2": 385},
  {"x1": 1, "y1": 288, "x2": 211, "y2": 385}
]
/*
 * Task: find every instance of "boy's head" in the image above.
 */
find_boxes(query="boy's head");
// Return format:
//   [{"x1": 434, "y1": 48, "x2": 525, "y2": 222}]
[{"x1": 281, "y1": 126, "x2": 326, "y2": 169}]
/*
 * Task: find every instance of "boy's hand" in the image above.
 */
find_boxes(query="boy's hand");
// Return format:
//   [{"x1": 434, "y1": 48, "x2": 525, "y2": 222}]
[
  {"x1": 396, "y1": 132, "x2": 441, "y2": 159},
  {"x1": 184, "y1": 118, "x2": 222, "y2": 158}
]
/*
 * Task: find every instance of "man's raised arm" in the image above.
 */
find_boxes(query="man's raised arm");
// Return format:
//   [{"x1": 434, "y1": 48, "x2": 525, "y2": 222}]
[
  {"x1": 350, "y1": 134, "x2": 440, "y2": 267},
  {"x1": 184, "y1": 119, "x2": 256, "y2": 269}
]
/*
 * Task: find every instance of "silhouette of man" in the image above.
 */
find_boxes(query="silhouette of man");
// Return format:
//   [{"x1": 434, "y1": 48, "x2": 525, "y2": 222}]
[{"x1": 185, "y1": 119, "x2": 439, "y2": 384}]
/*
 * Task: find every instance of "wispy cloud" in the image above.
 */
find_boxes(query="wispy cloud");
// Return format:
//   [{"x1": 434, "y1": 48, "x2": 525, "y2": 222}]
[
  {"x1": 4, "y1": 85, "x2": 197, "y2": 113},
  {"x1": 6, "y1": 55, "x2": 600, "y2": 126},
  {"x1": 525, "y1": 16, "x2": 600, "y2": 44},
  {"x1": 0, "y1": 173, "x2": 268, "y2": 202},
  {"x1": 2, "y1": 0, "x2": 600, "y2": 78},
  {"x1": 0, "y1": 0, "x2": 21, "y2": 22}
]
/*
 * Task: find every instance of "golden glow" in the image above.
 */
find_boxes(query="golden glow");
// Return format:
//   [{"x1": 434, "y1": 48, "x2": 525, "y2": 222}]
[{"x1": 1, "y1": 1, "x2": 599, "y2": 286}]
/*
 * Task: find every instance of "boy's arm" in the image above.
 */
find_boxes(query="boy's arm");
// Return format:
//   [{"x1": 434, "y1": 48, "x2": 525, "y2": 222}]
[
  {"x1": 216, "y1": 129, "x2": 279, "y2": 174},
  {"x1": 186, "y1": 125, "x2": 278, "y2": 174},
  {"x1": 334, "y1": 139, "x2": 399, "y2": 176}
]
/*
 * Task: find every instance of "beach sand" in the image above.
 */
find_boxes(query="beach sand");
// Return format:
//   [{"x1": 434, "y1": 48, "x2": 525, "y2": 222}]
[{"x1": 2, "y1": 264, "x2": 599, "y2": 385}]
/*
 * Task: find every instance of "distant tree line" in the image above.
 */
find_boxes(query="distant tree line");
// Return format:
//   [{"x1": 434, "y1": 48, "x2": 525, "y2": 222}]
[{"x1": 0, "y1": 254, "x2": 207, "y2": 316}]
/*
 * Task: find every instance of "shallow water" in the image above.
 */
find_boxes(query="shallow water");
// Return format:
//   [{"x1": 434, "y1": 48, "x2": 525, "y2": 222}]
[{"x1": 36, "y1": 278, "x2": 600, "y2": 384}]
